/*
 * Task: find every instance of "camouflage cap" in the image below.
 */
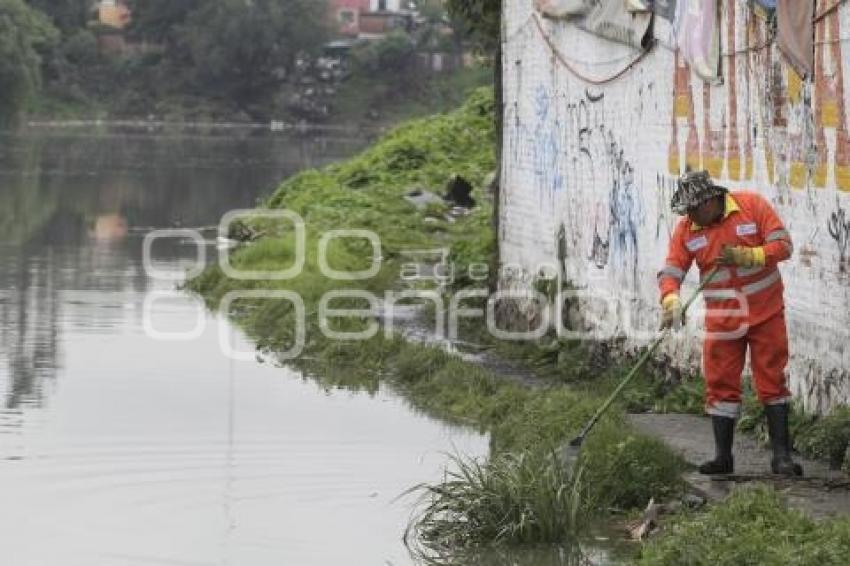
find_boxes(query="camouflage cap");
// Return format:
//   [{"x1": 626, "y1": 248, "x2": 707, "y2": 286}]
[{"x1": 670, "y1": 170, "x2": 727, "y2": 215}]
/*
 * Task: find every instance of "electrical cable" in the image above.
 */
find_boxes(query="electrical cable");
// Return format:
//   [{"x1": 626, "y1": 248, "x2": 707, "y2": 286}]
[{"x1": 531, "y1": 14, "x2": 654, "y2": 85}]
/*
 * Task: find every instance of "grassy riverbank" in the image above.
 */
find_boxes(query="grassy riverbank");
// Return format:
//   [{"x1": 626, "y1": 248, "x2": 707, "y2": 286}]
[{"x1": 187, "y1": 89, "x2": 848, "y2": 560}]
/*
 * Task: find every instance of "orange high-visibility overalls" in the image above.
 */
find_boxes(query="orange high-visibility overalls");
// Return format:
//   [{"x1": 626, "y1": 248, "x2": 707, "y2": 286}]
[{"x1": 658, "y1": 191, "x2": 794, "y2": 418}]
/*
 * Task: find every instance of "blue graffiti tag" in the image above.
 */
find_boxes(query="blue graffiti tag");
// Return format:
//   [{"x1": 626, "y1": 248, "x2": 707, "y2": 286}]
[
  {"x1": 532, "y1": 86, "x2": 565, "y2": 199},
  {"x1": 507, "y1": 85, "x2": 565, "y2": 204}
]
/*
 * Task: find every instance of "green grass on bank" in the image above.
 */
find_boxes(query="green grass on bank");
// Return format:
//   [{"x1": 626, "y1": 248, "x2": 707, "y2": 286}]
[
  {"x1": 189, "y1": 86, "x2": 497, "y2": 356},
  {"x1": 636, "y1": 486, "x2": 850, "y2": 565}
]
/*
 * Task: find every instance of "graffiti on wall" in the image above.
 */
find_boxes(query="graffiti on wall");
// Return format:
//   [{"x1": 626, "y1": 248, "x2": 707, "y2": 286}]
[
  {"x1": 668, "y1": 0, "x2": 760, "y2": 180},
  {"x1": 607, "y1": 147, "x2": 643, "y2": 286},
  {"x1": 532, "y1": 85, "x2": 566, "y2": 196},
  {"x1": 561, "y1": 88, "x2": 643, "y2": 283},
  {"x1": 828, "y1": 204, "x2": 850, "y2": 273},
  {"x1": 508, "y1": 84, "x2": 566, "y2": 204},
  {"x1": 589, "y1": 202, "x2": 610, "y2": 268},
  {"x1": 665, "y1": 2, "x2": 850, "y2": 193},
  {"x1": 814, "y1": 9, "x2": 850, "y2": 191},
  {"x1": 668, "y1": 49, "x2": 701, "y2": 174}
]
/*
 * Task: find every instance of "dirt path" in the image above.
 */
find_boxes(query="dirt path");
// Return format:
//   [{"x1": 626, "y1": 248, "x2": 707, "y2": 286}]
[{"x1": 628, "y1": 413, "x2": 850, "y2": 519}]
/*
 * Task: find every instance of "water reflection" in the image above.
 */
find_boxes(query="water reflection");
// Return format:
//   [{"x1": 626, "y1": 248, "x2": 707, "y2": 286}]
[
  {"x1": 0, "y1": 251, "x2": 59, "y2": 409},
  {"x1": 0, "y1": 128, "x2": 366, "y2": 409}
]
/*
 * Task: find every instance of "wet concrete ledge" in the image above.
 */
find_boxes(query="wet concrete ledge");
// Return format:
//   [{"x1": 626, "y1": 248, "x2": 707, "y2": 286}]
[{"x1": 628, "y1": 413, "x2": 850, "y2": 520}]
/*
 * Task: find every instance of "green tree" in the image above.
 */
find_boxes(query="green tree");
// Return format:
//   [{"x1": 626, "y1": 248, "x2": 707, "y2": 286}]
[
  {"x1": 445, "y1": 0, "x2": 500, "y2": 54},
  {"x1": 180, "y1": 0, "x2": 328, "y2": 109},
  {"x1": 26, "y1": 0, "x2": 89, "y2": 34},
  {"x1": 353, "y1": 30, "x2": 416, "y2": 75},
  {"x1": 0, "y1": 0, "x2": 58, "y2": 126},
  {"x1": 126, "y1": 0, "x2": 203, "y2": 47}
]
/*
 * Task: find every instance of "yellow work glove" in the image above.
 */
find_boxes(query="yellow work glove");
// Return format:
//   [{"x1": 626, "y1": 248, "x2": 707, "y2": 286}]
[
  {"x1": 718, "y1": 245, "x2": 766, "y2": 268},
  {"x1": 660, "y1": 293, "x2": 684, "y2": 331}
]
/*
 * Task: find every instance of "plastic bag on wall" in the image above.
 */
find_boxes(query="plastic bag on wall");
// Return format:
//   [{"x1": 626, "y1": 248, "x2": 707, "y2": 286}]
[
  {"x1": 534, "y1": 0, "x2": 595, "y2": 18},
  {"x1": 578, "y1": 0, "x2": 654, "y2": 48},
  {"x1": 674, "y1": 0, "x2": 720, "y2": 82}
]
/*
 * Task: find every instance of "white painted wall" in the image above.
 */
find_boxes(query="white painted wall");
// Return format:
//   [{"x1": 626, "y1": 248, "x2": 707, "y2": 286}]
[{"x1": 500, "y1": 0, "x2": 850, "y2": 413}]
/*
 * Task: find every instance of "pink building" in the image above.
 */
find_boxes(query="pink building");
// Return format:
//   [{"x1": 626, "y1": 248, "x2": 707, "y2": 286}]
[{"x1": 327, "y1": 0, "x2": 371, "y2": 37}]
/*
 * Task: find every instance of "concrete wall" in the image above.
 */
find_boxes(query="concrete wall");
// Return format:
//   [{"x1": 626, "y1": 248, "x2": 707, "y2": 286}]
[{"x1": 500, "y1": 0, "x2": 850, "y2": 413}]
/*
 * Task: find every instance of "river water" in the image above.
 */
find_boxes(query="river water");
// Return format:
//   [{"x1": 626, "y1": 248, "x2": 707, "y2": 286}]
[{"x1": 0, "y1": 127, "x2": 489, "y2": 566}]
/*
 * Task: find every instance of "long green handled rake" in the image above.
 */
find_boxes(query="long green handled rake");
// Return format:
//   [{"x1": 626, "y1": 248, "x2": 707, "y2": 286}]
[{"x1": 566, "y1": 266, "x2": 720, "y2": 454}]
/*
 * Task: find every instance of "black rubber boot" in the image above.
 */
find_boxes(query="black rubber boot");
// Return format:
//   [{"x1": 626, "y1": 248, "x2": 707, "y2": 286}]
[
  {"x1": 698, "y1": 416, "x2": 735, "y2": 475},
  {"x1": 765, "y1": 404, "x2": 804, "y2": 477}
]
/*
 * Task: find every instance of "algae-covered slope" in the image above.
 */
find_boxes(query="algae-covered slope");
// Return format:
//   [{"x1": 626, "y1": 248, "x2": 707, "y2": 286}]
[
  {"x1": 188, "y1": 88, "x2": 497, "y2": 358},
  {"x1": 190, "y1": 87, "x2": 495, "y2": 304}
]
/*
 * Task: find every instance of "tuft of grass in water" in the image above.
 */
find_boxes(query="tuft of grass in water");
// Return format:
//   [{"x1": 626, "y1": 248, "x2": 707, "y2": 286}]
[
  {"x1": 635, "y1": 485, "x2": 850, "y2": 565},
  {"x1": 405, "y1": 450, "x2": 585, "y2": 558}
]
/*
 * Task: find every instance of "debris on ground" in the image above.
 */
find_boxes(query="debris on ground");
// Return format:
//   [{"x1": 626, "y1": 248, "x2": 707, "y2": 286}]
[
  {"x1": 444, "y1": 174, "x2": 476, "y2": 208},
  {"x1": 404, "y1": 187, "x2": 444, "y2": 210},
  {"x1": 226, "y1": 219, "x2": 265, "y2": 242},
  {"x1": 625, "y1": 492, "x2": 706, "y2": 541}
]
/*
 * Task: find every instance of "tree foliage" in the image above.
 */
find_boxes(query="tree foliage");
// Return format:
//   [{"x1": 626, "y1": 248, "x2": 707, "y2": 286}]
[
  {"x1": 179, "y1": 0, "x2": 328, "y2": 105},
  {"x1": 8, "y1": 0, "x2": 467, "y2": 121},
  {"x1": 352, "y1": 30, "x2": 417, "y2": 75},
  {"x1": 445, "y1": 0, "x2": 500, "y2": 53},
  {"x1": 26, "y1": 0, "x2": 89, "y2": 33},
  {"x1": 125, "y1": 0, "x2": 202, "y2": 46},
  {"x1": 0, "y1": 0, "x2": 58, "y2": 125}
]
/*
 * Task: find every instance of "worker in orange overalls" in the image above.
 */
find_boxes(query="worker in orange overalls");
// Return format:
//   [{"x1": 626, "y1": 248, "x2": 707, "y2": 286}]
[{"x1": 657, "y1": 170, "x2": 802, "y2": 477}]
